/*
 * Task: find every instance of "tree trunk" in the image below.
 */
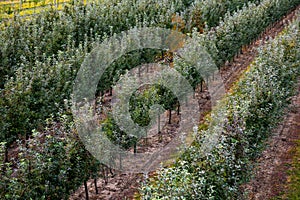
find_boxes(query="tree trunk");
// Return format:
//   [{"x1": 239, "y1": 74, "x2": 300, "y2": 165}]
[
  {"x1": 200, "y1": 80, "x2": 203, "y2": 92},
  {"x1": 158, "y1": 131, "x2": 162, "y2": 142},
  {"x1": 134, "y1": 141, "x2": 137, "y2": 154},
  {"x1": 101, "y1": 165, "x2": 108, "y2": 184},
  {"x1": 138, "y1": 66, "x2": 141, "y2": 77},
  {"x1": 4, "y1": 145, "x2": 8, "y2": 163},
  {"x1": 158, "y1": 112, "x2": 160, "y2": 132},
  {"x1": 2, "y1": 145, "x2": 8, "y2": 175},
  {"x1": 105, "y1": 166, "x2": 109, "y2": 184},
  {"x1": 119, "y1": 152, "x2": 122, "y2": 170},
  {"x1": 94, "y1": 178, "x2": 98, "y2": 194},
  {"x1": 206, "y1": 77, "x2": 209, "y2": 87},
  {"x1": 84, "y1": 180, "x2": 89, "y2": 200},
  {"x1": 168, "y1": 109, "x2": 171, "y2": 124}
]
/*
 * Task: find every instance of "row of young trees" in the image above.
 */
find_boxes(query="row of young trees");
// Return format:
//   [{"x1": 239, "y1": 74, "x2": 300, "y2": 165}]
[
  {"x1": 0, "y1": 0, "x2": 261, "y2": 149},
  {"x1": 0, "y1": 0, "x2": 299, "y2": 199},
  {"x1": 0, "y1": 0, "x2": 255, "y2": 198},
  {"x1": 141, "y1": 14, "x2": 300, "y2": 200},
  {"x1": 0, "y1": 0, "x2": 260, "y2": 89}
]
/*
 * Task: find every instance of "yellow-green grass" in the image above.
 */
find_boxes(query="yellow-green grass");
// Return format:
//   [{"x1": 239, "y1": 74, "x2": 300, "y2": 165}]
[
  {"x1": 0, "y1": 0, "x2": 70, "y2": 10},
  {"x1": 0, "y1": 0, "x2": 91, "y2": 19},
  {"x1": 1, "y1": 2, "x2": 67, "y2": 17},
  {"x1": 283, "y1": 139, "x2": 300, "y2": 200},
  {"x1": 270, "y1": 139, "x2": 300, "y2": 200}
]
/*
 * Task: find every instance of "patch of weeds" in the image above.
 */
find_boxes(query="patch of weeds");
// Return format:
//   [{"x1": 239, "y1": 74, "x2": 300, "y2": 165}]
[
  {"x1": 276, "y1": 140, "x2": 300, "y2": 200},
  {"x1": 285, "y1": 140, "x2": 300, "y2": 200}
]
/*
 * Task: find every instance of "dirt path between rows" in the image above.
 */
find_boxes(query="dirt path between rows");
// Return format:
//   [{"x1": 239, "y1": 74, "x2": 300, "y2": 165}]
[
  {"x1": 241, "y1": 79, "x2": 300, "y2": 200},
  {"x1": 70, "y1": 6, "x2": 300, "y2": 200}
]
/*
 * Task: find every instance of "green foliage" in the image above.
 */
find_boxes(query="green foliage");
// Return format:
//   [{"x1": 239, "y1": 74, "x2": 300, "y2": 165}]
[
  {"x1": 129, "y1": 85, "x2": 160, "y2": 127},
  {"x1": 142, "y1": 161, "x2": 194, "y2": 199},
  {"x1": 101, "y1": 116, "x2": 135, "y2": 149},
  {"x1": 129, "y1": 84, "x2": 178, "y2": 127}
]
